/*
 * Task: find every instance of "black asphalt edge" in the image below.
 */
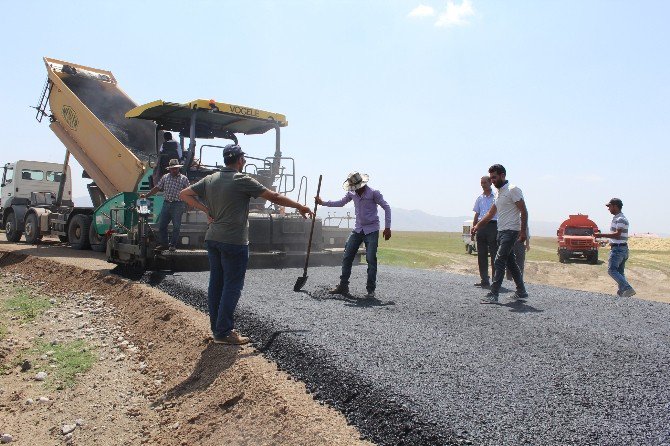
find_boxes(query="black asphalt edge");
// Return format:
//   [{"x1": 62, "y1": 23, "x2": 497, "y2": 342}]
[{"x1": 131, "y1": 271, "x2": 465, "y2": 446}]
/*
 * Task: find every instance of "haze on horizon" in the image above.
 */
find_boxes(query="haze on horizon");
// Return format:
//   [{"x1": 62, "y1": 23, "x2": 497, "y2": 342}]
[{"x1": 1, "y1": 1, "x2": 667, "y2": 235}]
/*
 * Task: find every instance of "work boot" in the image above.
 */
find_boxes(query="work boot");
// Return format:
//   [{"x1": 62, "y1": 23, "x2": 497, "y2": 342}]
[
  {"x1": 328, "y1": 284, "x2": 349, "y2": 295},
  {"x1": 364, "y1": 290, "x2": 376, "y2": 298},
  {"x1": 480, "y1": 292, "x2": 499, "y2": 304},
  {"x1": 213, "y1": 330, "x2": 249, "y2": 345},
  {"x1": 474, "y1": 280, "x2": 491, "y2": 288},
  {"x1": 621, "y1": 288, "x2": 636, "y2": 297}
]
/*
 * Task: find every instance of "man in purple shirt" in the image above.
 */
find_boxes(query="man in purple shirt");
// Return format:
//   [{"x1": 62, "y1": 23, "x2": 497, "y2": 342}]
[{"x1": 316, "y1": 172, "x2": 392, "y2": 298}]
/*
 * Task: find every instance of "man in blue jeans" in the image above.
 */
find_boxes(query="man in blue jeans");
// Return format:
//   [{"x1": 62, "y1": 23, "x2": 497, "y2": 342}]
[
  {"x1": 180, "y1": 145, "x2": 312, "y2": 345},
  {"x1": 316, "y1": 172, "x2": 392, "y2": 298},
  {"x1": 141, "y1": 158, "x2": 190, "y2": 251},
  {"x1": 595, "y1": 198, "x2": 635, "y2": 297},
  {"x1": 472, "y1": 164, "x2": 529, "y2": 304}
]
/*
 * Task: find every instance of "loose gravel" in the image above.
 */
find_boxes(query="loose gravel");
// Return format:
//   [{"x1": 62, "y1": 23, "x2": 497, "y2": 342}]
[{"x1": 133, "y1": 266, "x2": 670, "y2": 446}]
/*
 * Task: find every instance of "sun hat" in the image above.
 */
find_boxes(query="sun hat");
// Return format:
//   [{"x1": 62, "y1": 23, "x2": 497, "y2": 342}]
[
  {"x1": 168, "y1": 158, "x2": 183, "y2": 169},
  {"x1": 342, "y1": 172, "x2": 369, "y2": 191}
]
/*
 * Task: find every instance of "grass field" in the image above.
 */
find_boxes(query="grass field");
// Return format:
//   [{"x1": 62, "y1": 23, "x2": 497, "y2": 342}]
[{"x1": 378, "y1": 231, "x2": 670, "y2": 274}]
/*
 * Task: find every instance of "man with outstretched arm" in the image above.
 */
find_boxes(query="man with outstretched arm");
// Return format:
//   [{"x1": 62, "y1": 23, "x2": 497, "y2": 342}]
[
  {"x1": 472, "y1": 164, "x2": 528, "y2": 304},
  {"x1": 179, "y1": 144, "x2": 313, "y2": 345},
  {"x1": 316, "y1": 171, "x2": 391, "y2": 299},
  {"x1": 595, "y1": 198, "x2": 635, "y2": 297}
]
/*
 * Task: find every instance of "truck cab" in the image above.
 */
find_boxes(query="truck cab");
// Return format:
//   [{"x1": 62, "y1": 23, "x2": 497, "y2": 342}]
[
  {"x1": 1, "y1": 160, "x2": 72, "y2": 240},
  {"x1": 556, "y1": 214, "x2": 600, "y2": 264}
]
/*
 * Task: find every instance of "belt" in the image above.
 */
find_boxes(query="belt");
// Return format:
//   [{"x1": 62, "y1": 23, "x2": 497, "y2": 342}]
[
  {"x1": 611, "y1": 243, "x2": 627, "y2": 247},
  {"x1": 488, "y1": 220, "x2": 497, "y2": 224}
]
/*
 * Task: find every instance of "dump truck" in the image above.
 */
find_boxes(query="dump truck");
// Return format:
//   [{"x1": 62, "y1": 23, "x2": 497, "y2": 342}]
[
  {"x1": 1, "y1": 160, "x2": 74, "y2": 244},
  {"x1": 556, "y1": 214, "x2": 600, "y2": 264},
  {"x1": 3, "y1": 57, "x2": 351, "y2": 270}
]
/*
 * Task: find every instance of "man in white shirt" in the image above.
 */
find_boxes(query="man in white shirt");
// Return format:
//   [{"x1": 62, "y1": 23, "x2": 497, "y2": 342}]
[{"x1": 472, "y1": 164, "x2": 529, "y2": 304}]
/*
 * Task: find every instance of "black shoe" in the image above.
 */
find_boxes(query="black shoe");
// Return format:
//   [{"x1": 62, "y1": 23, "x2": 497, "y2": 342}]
[
  {"x1": 513, "y1": 291, "x2": 529, "y2": 300},
  {"x1": 154, "y1": 244, "x2": 168, "y2": 251},
  {"x1": 480, "y1": 292, "x2": 499, "y2": 304},
  {"x1": 328, "y1": 284, "x2": 349, "y2": 295},
  {"x1": 474, "y1": 281, "x2": 491, "y2": 288}
]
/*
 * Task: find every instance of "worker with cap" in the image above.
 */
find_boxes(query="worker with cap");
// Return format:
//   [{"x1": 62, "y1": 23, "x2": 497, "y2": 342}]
[
  {"x1": 316, "y1": 172, "x2": 392, "y2": 298},
  {"x1": 595, "y1": 198, "x2": 636, "y2": 297},
  {"x1": 179, "y1": 144, "x2": 313, "y2": 345},
  {"x1": 142, "y1": 158, "x2": 190, "y2": 251}
]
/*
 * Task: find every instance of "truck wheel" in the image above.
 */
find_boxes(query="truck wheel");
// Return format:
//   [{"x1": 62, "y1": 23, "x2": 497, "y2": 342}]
[
  {"x1": 24, "y1": 213, "x2": 43, "y2": 244},
  {"x1": 68, "y1": 214, "x2": 91, "y2": 250},
  {"x1": 4, "y1": 211, "x2": 22, "y2": 242},
  {"x1": 89, "y1": 223, "x2": 107, "y2": 252},
  {"x1": 466, "y1": 244, "x2": 473, "y2": 255},
  {"x1": 558, "y1": 251, "x2": 567, "y2": 263},
  {"x1": 589, "y1": 252, "x2": 599, "y2": 265}
]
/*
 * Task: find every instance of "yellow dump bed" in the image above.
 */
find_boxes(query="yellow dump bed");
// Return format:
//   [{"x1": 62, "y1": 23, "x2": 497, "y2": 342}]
[{"x1": 44, "y1": 57, "x2": 149, "y2": 198}]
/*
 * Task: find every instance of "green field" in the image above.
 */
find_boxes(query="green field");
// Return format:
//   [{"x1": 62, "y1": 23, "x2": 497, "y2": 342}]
[{"x1": 378, "y1": 231, "x2": 670, "y2": 273}]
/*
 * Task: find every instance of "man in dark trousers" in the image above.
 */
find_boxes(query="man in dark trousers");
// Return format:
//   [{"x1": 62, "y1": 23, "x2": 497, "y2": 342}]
[
  {"x1": 141, "y1": 158, "x2": 190, "y2": 251},
  {"x1": 472, "y1": 164, "x2": 528, "y2": 304},
  {"x1": 472, "y1": 175, "x2": 498, "y2": 288},
  {"x1": 316, "y1": 172, "x2": 392, "y2": 298},
  {"x1": 179, "y1": 144, "x2": 312, "y2": 345}
]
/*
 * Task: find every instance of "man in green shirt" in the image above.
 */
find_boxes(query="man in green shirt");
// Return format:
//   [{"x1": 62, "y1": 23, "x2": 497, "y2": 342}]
[{"x1": 179, "y1": 144, "x2": 312, "y2": 345}]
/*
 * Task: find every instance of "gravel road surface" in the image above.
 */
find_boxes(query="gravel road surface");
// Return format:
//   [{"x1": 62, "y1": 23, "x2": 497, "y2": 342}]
[{"x1": 138, "y1": 265, "x2": 670, "y2": 446}]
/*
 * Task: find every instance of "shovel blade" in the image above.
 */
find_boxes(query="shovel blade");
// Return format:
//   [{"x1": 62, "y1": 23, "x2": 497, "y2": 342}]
[{"x1": 293, "y1": 275, "x2": 308, "y2": 292}]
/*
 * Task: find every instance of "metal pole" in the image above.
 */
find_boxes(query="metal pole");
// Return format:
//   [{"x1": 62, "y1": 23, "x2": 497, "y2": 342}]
[{"x1": 56, "y1": 150, "x2": 70, "y2": 207}]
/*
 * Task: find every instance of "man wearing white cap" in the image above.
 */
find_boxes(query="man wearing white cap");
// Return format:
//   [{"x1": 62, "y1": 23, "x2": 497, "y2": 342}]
[
  {"x1": 142, "y1": 158, "x2": 190, "y2": 251},
  {"x1": 316, "y1": 172, "x2": 392, "y2": 298}
]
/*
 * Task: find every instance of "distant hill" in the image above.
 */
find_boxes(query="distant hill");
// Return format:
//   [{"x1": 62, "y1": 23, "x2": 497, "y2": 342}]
[{"x1": 325, "y1": 207, "x2": 563, "y2": 237}]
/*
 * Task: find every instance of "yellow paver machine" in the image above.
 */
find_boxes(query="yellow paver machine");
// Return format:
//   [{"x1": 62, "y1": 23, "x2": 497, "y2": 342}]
[{"x1": 31, "y1": 57, "x2": 351, "y2": 270}]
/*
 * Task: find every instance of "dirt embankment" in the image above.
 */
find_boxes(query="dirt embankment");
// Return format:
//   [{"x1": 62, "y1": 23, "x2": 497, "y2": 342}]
[{"x1": 0, "y1": 251, "x2": 372, "y2": 446}]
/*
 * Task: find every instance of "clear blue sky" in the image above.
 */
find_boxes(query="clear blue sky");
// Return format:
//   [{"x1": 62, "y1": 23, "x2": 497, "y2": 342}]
[{"x1": 1, "y1": 1, "x2": 668, "y2": 234}]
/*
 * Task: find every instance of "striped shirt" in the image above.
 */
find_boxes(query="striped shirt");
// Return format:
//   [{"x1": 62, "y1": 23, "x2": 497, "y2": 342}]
[
  {"x1": 156, "y1": 173, "x2": 190, "y2": 202},
  {"x1": 609, "y1": 212, "x2": 629, "y2": 245}
]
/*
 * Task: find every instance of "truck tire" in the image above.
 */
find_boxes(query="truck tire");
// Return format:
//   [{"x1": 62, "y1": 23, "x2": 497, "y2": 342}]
[
  {"x1": 89, "y1": 223, "x2": 107, "y2": 252},
  {"x1": 68, "y1": 214, "x2": 91, "y2": 250},
  {"x1": 4, "y1": 211, "x2": 22, "y2": 242},
  {"x1": 24, "y1": 213, "x2": 43, "y2": 244},
  {"x1": 466, "y1": 244, "x2": 473, "y2": 255},
  {"x1": 589, "y1": 252, "x2": 599, "y2": 265},
  {"x1": 558, "y1": 251, "x2": 567, "y2": 263}
]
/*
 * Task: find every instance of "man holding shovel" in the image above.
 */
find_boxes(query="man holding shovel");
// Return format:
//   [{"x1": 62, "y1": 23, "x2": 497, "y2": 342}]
[
  {"x1": 180, "y1": 144, "x2": 312, "y2": 345},
  {"x1": 316, "y1": 172, "x2": 392, "y2": 298}
]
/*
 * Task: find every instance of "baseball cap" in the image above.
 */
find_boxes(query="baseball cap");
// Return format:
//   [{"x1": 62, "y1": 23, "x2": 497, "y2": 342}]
[
  {"x1": 606, "y1": 198, "x2": 623, "y2": 207},
  {"x1": 222, "y1": 144, "x2": 245, "y2": 159}
]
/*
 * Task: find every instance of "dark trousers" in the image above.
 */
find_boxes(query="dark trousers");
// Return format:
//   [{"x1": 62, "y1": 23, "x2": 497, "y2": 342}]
[
  {"x1": 491, "y1": 230, "x2": 526, "y2": 295},
  {"x1": 476, "y1": 221, "x2": 498, "y2": 283},
  {"x1": 205, "y1": 240, "x2": 249, "y2": 338},
  {"x1": 158, "y1": 201, "x2": 185, "y2": 247},
  {"x1": 340, "y1": 230, "x2": 379, "y2": 293}
]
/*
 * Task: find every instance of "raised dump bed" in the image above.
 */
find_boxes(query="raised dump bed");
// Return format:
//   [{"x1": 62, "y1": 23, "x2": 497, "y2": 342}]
[{"x1": 44, "y1": 57, "x2": 151, "y2": 198}]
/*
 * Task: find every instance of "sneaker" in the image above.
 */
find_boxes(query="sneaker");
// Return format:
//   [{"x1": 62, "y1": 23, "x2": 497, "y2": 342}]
[
  {"x1": 328, "y1": 284, "x2": 349, "y2": 295},
  {"x1": 513, "y1": 291, "x2": 529, "y2": 300},
  {"x1": 168, "y1": 245, "x2": 176, "y2": 252},
  {"x1": 364, "y1": 291, "x2": 376, "y2": 298},
  {"x1": 213, "y1": 330, "x2": 249, "y2": 345},
  {"x1": 474, "y1": 281, "x2": 491, "y2": 288},
  {"x1": 621, "y1": 288, "x2": 636, "y2": 297},
  {"x1": 480, "y1": 292, "x2": 499, "y2": 304}
]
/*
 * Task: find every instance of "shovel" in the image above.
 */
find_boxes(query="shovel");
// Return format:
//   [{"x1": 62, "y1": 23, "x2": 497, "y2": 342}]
[{"x1": 294, "y1": 174, "x2": 322, "y2": 292}]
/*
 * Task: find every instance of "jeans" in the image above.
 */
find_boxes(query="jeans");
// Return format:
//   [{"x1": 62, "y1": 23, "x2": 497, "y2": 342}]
[
  {"x1": 608, "y1": 245, "x2": 631, "y2": 293},
  {"x1": 340, "y1": 230, "x2": 379, "y2": 293},
  {"x1": 158, "y1": 201, "x2": 185, "y2": 247},
  {"x1": 491, "y1": 230, "x2": 526, "y2": 295},
  {"x1": 506, "y1": 240, "x2": 526, "y2": 281},
  {"x1": 205, "y1": 240, "x2": 249, "y2": 338},
  {"x1": 476, "y1": 221, "x2": 498, "y2": 283}
]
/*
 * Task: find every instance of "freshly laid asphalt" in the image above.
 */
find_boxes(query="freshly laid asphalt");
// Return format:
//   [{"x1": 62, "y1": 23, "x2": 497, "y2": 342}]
[{"x1": 138, "y1": 265, "x2": 670, "y2": 446}]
